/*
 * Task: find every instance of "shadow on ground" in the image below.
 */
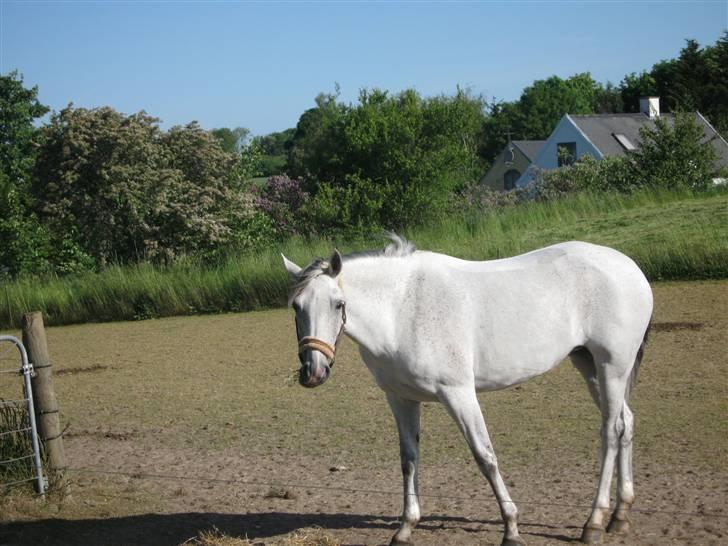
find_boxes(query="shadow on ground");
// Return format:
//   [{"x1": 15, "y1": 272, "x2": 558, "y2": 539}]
[{"x1": 0, "y1": 511, "x2": 581, "y2": 545}]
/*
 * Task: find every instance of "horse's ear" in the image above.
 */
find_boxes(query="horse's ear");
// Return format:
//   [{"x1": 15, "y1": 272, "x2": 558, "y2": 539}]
[
  {"x1": 281, "y1": 254, "x2": 302, "y2": 280},
  {"x1": 328, "y1": 249, "x2": 343, "y2": 277}
]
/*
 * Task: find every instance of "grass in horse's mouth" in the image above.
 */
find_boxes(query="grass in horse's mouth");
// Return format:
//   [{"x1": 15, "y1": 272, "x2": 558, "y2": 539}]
[{"x1": 285, "y1": 367, "x2": 301, "y2": 386}]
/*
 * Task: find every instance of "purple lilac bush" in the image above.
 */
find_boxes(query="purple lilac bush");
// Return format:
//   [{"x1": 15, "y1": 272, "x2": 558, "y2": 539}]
[{"x1": 254, "y1": 175, "x2": 309, "y2": 237}]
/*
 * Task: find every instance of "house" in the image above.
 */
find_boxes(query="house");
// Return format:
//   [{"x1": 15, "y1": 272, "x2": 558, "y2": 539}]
[
  {"x1": 515, "y1": 97, "x2": 728, "y2": 187},
  {"x1": 479, "y1": 139, "x2": 546, "y2": 191}
]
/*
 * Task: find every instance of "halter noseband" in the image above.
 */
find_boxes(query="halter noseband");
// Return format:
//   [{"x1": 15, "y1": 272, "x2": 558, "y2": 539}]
[{"x1": 296, "y1": 303, "x2": 347, "y2": 367}]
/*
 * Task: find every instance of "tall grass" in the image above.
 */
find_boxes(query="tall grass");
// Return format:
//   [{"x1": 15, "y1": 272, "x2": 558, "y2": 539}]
[
  {"x1": 1, "y1": 188, "x2": 726, "y2": 328},
  {"x1": 0, "y1": 400, "x2": 42, "y2": 490}
]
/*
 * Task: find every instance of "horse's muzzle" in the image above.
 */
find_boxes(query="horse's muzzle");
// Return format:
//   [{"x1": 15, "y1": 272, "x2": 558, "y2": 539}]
[{"x1": 299, "y1": 361, "x2": 330, "y2": 388}]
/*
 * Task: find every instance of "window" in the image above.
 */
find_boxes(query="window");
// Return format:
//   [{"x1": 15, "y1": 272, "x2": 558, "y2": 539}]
[
  {"x1": 504, "y1": 169, "x2": 520, "y2": 190},
  {"x1": 613, "y1": 133, "x2": 636, "y2": 151},
  {"x1": 557, "y1": 142, "x2": 577, "y2": 167}
]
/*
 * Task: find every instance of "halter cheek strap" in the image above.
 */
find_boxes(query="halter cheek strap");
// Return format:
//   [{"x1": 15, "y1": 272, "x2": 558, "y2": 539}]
[{"x1": 296, "y1": 304, "x2": 347, "y2": 367}]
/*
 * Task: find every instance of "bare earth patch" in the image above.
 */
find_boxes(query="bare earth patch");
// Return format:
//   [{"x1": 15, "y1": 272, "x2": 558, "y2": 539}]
[
  {"x1": 651, "y1": 322, "x2": 704, "y2": 332},
  {"x1": 1, "y1": 281, "x2": 726, "y2": 545}
]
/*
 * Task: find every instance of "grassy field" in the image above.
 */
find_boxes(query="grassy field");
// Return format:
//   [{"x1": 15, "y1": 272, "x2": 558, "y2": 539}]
[
  {"x1": 2, "y1": 187, "x2": 726, "y2": 329},
  {"x1": 0, "y1": 281, "x2": 726, "y2": 545}
]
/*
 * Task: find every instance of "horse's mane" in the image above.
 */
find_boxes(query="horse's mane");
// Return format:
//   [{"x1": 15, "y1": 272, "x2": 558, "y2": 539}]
[
  {"x1": 288, "y1": 234, "x2": 415, "y2": 305},
  {"x1": 343, "y1": 233, "x2": 416, "y2": 262}
]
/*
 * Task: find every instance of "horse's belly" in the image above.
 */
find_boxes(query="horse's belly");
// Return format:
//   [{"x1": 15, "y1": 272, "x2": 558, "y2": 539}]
[
  {"x1": 359, "y1": 348, "x2": 442, "y2": 401},
  {"x1": 472, "y1": 336, "x2": 577, "y2": 391},
  {"x1": 473, "y1": 360, "x2": 554, "y2": 391}
]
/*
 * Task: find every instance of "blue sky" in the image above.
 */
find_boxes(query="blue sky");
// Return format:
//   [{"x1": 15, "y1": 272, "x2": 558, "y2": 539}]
[{"x1": 2, "y1": 1, "x2": 726, "y2": 137}]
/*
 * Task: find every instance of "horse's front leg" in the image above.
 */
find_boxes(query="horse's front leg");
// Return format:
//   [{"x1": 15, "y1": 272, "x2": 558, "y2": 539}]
[
  {"x1": 386, "y1": 392, "x2": 422, "y2": 545},
  {"x1": 438, "y1": 386, "x2": 525, "y2": 546}
]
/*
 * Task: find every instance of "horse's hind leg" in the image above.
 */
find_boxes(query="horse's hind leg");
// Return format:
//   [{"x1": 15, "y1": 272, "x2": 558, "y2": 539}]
[
  {"x1": 580, "y1": 355, "x2": 632, "y2": 545},
  {"x1": 438, "y1": 386, "x2": 524, "y2": 546},
  {"x1": 571, "y1": 349, "x2": 635, "y2": 539},
  {"x1": 608, "y1": 322, "x2": 650, "y2": 536},
  {"x1": 607, "y1": 402, "x2": 634, "y2": 536},
  {"x1": 386, "y1": 393, "x2": 422, "y2": 546}
]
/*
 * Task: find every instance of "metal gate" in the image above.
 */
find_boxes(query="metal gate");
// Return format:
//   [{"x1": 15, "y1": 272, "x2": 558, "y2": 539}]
[{"x1": 0, "y1": 335, "x2": 45, "y2": 495}]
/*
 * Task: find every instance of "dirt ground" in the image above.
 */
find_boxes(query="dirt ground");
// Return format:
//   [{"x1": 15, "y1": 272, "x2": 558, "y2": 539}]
[{"x1": 1, "y1": 281, "x2": 726, "y2": 546}]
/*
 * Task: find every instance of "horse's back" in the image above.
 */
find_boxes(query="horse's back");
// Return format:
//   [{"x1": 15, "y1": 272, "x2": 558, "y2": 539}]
[
  {"x1": 430, "y1": 240, "x2": 652, "y2": 313},
  {"x1": 407, "y1": 242, "x2": 652, "y2": 390}
]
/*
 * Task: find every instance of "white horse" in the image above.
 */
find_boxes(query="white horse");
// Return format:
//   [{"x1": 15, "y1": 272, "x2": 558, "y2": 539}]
[{"x1": 282, "y1": 235, "x2": 652, "y2": 545}]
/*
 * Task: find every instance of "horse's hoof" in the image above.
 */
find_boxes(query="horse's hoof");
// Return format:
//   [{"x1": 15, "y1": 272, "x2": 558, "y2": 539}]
[
  {"x1": 606, "y1": 516, "x2": 631, "y2": 535},
  {"x1": 502, "y1": 537, "x2": 527, "y2": 546},
  {"x1": 580, "y1": 526, "x2": 604, "y2": 544}
]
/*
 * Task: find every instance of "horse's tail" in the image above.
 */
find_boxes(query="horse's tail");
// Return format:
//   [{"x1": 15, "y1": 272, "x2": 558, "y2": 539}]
[{"x1": 625, "y1": 320, "x2": 651, "y2": 401}]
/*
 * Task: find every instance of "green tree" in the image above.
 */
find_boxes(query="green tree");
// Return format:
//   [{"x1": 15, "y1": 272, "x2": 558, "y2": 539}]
[
  {"x1": 593, "y1": 81, "x2": 623, "y2": 114},
  {"x1": 0, "y1": 71, "x2": 48, "y2": 190},
  {"x1": 236, "y1": 140, "x2": 263, "y2": 183},
  {"x1": 211, "y1": 126, "x2": 249, "y2": 153},
  {"x1": 671, "y1": 39, "x2": 709, "y2": 112},
  {"x1": 0, "y1": 72, "x2": 58, "y2": 277},
  {"x1": 620, "y1": 71, "x2": 658, "y2": 113},
  {"x1": 630, "y1": 112, "x2": 718, "y2": 190},
  {"x1": 480, "y1": 100, "x2": 523, "y2": 164},
  {"x1": 253, "y1": 128, "x2": 295, "y2": 176},
  {"x1": 290, "y1": 87, "x2": 485, "y2": 232},
  {"x1": 287, "y1": 89, "x2": 349, "y2": 186},
  {"x1": 254, "y1": 128, "x2": 295, "y2": 156},
  {"x1": 619, "y1": 34, "x2": 728, "y2": 133},
  {"x1": 517, "y1": 73, "x2": 598, "y2": 139},
  {"x1": 702, "y1": 32, "x2": 728, "y2": 133},
  {"x1": 345, "y1": 87, "x2": 485, "y2": 226}
]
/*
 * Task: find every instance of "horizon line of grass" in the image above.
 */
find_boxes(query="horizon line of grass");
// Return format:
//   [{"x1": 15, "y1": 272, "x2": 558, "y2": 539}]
[{"x1": 2, "y1": 187, "x2": 726, "y2": 329}]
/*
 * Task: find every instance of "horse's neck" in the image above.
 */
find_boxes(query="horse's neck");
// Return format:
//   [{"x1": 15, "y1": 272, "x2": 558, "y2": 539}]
[{"x1": 341, "y1": 257, "x2": 409, "y2": 353}]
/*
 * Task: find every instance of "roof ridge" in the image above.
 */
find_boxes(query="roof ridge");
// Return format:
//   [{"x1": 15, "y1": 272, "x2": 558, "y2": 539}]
[{"x1": 570, "y1": 112, "x2": 651, "y2": 119}]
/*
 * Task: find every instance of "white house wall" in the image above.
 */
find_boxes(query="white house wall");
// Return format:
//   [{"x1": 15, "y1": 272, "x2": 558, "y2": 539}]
[{"x1": 516, "y1": 115, "x2": 604, "y2": 187}]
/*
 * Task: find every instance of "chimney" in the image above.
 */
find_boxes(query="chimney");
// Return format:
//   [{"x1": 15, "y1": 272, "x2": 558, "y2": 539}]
[{"x1": 639, "y1": 96, "x2": 660, "y2": 118}]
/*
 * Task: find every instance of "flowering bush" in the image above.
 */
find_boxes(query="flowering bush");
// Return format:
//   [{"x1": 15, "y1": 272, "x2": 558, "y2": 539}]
[
  {"x1": 33, "y1": 107, "x2": 247, "y2": 265},
  {"x1": 455, "y1": 180, "x2": 531, "y2": 213},
  {"x1": 533, "y1": 156, "x2": 635, "y2": 200}
]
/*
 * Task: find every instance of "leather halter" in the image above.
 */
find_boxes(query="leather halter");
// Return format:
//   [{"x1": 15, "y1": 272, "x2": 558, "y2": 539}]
[{"x1": 296, "y1": 303, "x2": 347, "y2": 367}]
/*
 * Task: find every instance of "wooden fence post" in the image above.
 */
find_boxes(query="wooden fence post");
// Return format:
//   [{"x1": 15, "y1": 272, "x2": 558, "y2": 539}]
[{"x1": 21, "y1": 311, "x2": 70, "y2": 495}]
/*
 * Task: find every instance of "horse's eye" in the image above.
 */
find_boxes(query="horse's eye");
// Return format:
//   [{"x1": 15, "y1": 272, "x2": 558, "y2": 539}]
[
  {"x1": 335, "y1": 300, "x2": 345, "y2": 310},
  {"x1": 292, "y1": 302, "x2": 301, "y2": 313}
]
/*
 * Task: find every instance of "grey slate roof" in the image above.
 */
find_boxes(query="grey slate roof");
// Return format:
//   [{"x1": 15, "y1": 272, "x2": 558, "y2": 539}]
[
  {"x1": 570, "y1": 112, "x2": 728, "y2": 168},
  {"x1": 512, "y1": 140, "x2": 546, "y2": 161}
]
